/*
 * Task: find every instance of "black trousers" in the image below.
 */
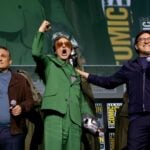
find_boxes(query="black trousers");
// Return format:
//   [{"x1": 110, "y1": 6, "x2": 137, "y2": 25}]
[{"x1": 128, "y1": 113, "x2": 150, "y2": 150}]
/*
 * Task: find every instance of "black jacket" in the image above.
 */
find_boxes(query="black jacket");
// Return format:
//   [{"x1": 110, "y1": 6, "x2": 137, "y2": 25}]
[{"x1": 88, "y1": 57, "x2": 150, "y2": 114}]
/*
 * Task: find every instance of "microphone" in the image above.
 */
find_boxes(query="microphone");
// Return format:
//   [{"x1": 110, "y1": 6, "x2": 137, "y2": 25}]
[
  {"x1": 146, "y1": 57, "x2": 150, "y2": 62},
  {"x1": 69, "y1": 50, "x2": 78, "y2": 67},
  {"x1": 10, "y1": 100, "x2": 17, "y2": 109},
  {"x1": 82, "y1": 114, "x2": 102, "y2": 136}
]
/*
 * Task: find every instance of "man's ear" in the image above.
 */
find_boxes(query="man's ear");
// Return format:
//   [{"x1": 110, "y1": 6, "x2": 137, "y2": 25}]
[
  {"x1": 134, "y1": 44, "x2": 139, "y2": 54},
  {"x1": 9, "y1": 59, "x2": 12, "y2": 65},
  {"x1": 135, "y1": 44, "x2": 138, "y2": 50}
]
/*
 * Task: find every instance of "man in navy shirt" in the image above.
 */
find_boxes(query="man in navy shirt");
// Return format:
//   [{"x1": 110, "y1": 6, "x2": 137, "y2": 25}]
[
  {"x1": 76, "y1": 30, "x2": 150, "y2": 150},
  {"x1": 0, "y1": 46, "x2": 34, "y2": 150}
]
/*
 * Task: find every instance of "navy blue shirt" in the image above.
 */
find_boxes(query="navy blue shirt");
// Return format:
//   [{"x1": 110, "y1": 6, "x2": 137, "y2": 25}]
[
  {"x1": 129, "y1": 57, "x2": 150, "y2": 121},
  {"x1": 140, "y1": 57, "x2": 148, "y2": 70}
]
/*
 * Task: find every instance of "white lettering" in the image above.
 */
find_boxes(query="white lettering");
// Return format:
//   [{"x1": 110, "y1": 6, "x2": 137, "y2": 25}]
[
  {"x1": 105, "y1": 0, "x2": 131, "y2": 6},
  {"x1": 142, "y1": 21, "x2": 150, "y2": 30}
]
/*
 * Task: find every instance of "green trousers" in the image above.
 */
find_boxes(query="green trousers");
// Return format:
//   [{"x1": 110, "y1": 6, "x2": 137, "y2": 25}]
[{"x1": 44, "y1": 110, "x2": 81, "y2": 150}]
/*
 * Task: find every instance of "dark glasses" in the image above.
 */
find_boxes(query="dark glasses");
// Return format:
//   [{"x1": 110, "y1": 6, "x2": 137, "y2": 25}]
[
  {"x1": 138, "y1": 37, "x2": 150, "y2": 43},
  {"x1": 55, "y1": 41, "x2": 72, "y2": 49}
]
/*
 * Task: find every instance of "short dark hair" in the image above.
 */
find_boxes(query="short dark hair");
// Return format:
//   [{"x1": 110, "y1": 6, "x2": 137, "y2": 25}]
[
  {"x1": 134, "y1": 30, "x2": 150, "y2": 45},
  {"x1": 0, "y1": 46, "x2": 11, "y2": 58}
]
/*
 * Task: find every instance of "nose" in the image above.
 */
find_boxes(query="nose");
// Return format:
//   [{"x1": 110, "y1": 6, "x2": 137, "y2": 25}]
[
  {"x1": 144, "y1": 38, "x2": 150, "y2": 43},
  {"x1": 144, "y1": 39, "x2": 149, "y2": 43},
  {"x1": 0, "y1": 56, "x2": 2, "y2": 61},
  {"x1": 62, "y1": 43, "x2": 66, "y2": 47}
]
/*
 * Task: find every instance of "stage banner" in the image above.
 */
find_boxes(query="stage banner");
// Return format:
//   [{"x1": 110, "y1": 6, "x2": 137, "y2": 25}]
[{"x1": 0, "y1": 0, "x2": 150, "y2": 65}]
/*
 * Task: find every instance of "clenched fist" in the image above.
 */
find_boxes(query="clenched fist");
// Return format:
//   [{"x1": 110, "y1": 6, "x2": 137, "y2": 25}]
[{"x1": 39, "y1": 20, "x2": 51, "y2": 32}]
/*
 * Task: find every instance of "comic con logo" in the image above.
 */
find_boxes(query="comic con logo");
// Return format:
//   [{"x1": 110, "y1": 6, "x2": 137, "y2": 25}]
[
  {"x1": 102, "y1": 0, "x2": 131, "y2": 11},
  {"x1": 140, "y1": 17, "x2": 150, "y2": 30},
  {"x1": 101, "y1": 0, "x2": 133, "y2": 65}
]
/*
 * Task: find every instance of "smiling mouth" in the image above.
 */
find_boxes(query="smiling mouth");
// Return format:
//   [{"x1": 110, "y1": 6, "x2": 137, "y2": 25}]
[{"x1": 143, "y1": 45, "x2": 150, "y2": 47}]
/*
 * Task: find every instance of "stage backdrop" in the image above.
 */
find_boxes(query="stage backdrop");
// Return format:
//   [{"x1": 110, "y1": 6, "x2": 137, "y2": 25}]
[{"x1": 0, "y1": 0, "x2": 150, "y2": 65}]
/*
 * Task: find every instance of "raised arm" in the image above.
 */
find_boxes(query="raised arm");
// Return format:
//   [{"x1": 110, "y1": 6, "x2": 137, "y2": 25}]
[{"x1": 32, "y1": 20, "x2": 51, "y2": 57}]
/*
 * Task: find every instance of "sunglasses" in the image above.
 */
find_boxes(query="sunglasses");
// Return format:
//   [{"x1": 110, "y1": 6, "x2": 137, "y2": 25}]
[
  {"x1": 55, "y1": 41, "x2": 72, "y2": 49},
  {"x1": 138, "y1": 37, "x2": 150, "y2": 43}
]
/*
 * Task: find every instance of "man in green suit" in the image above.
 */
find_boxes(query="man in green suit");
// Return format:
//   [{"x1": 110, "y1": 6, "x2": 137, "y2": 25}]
[{"x1": 32, "y1": 20, "x2": 94, "y2": 150}]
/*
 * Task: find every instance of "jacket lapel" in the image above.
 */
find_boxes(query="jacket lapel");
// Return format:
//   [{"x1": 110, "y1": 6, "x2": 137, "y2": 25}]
[{"x1": 48, "y1": 55, "x2": 81, "y2": 85}]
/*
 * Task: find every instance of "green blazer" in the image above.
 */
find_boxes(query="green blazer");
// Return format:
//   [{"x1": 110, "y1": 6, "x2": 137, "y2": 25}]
[{"x1": 32, "y1": 32, "x2": 93, "y2": 126}]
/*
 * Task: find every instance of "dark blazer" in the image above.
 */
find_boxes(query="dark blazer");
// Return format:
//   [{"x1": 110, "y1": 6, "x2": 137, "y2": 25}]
[
  {"x1": 88, "y1": 57, "x2": 150, "y2": 114},
  {"x1": 8, "y1": 71, "x2": 34, "y2": 135}
]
